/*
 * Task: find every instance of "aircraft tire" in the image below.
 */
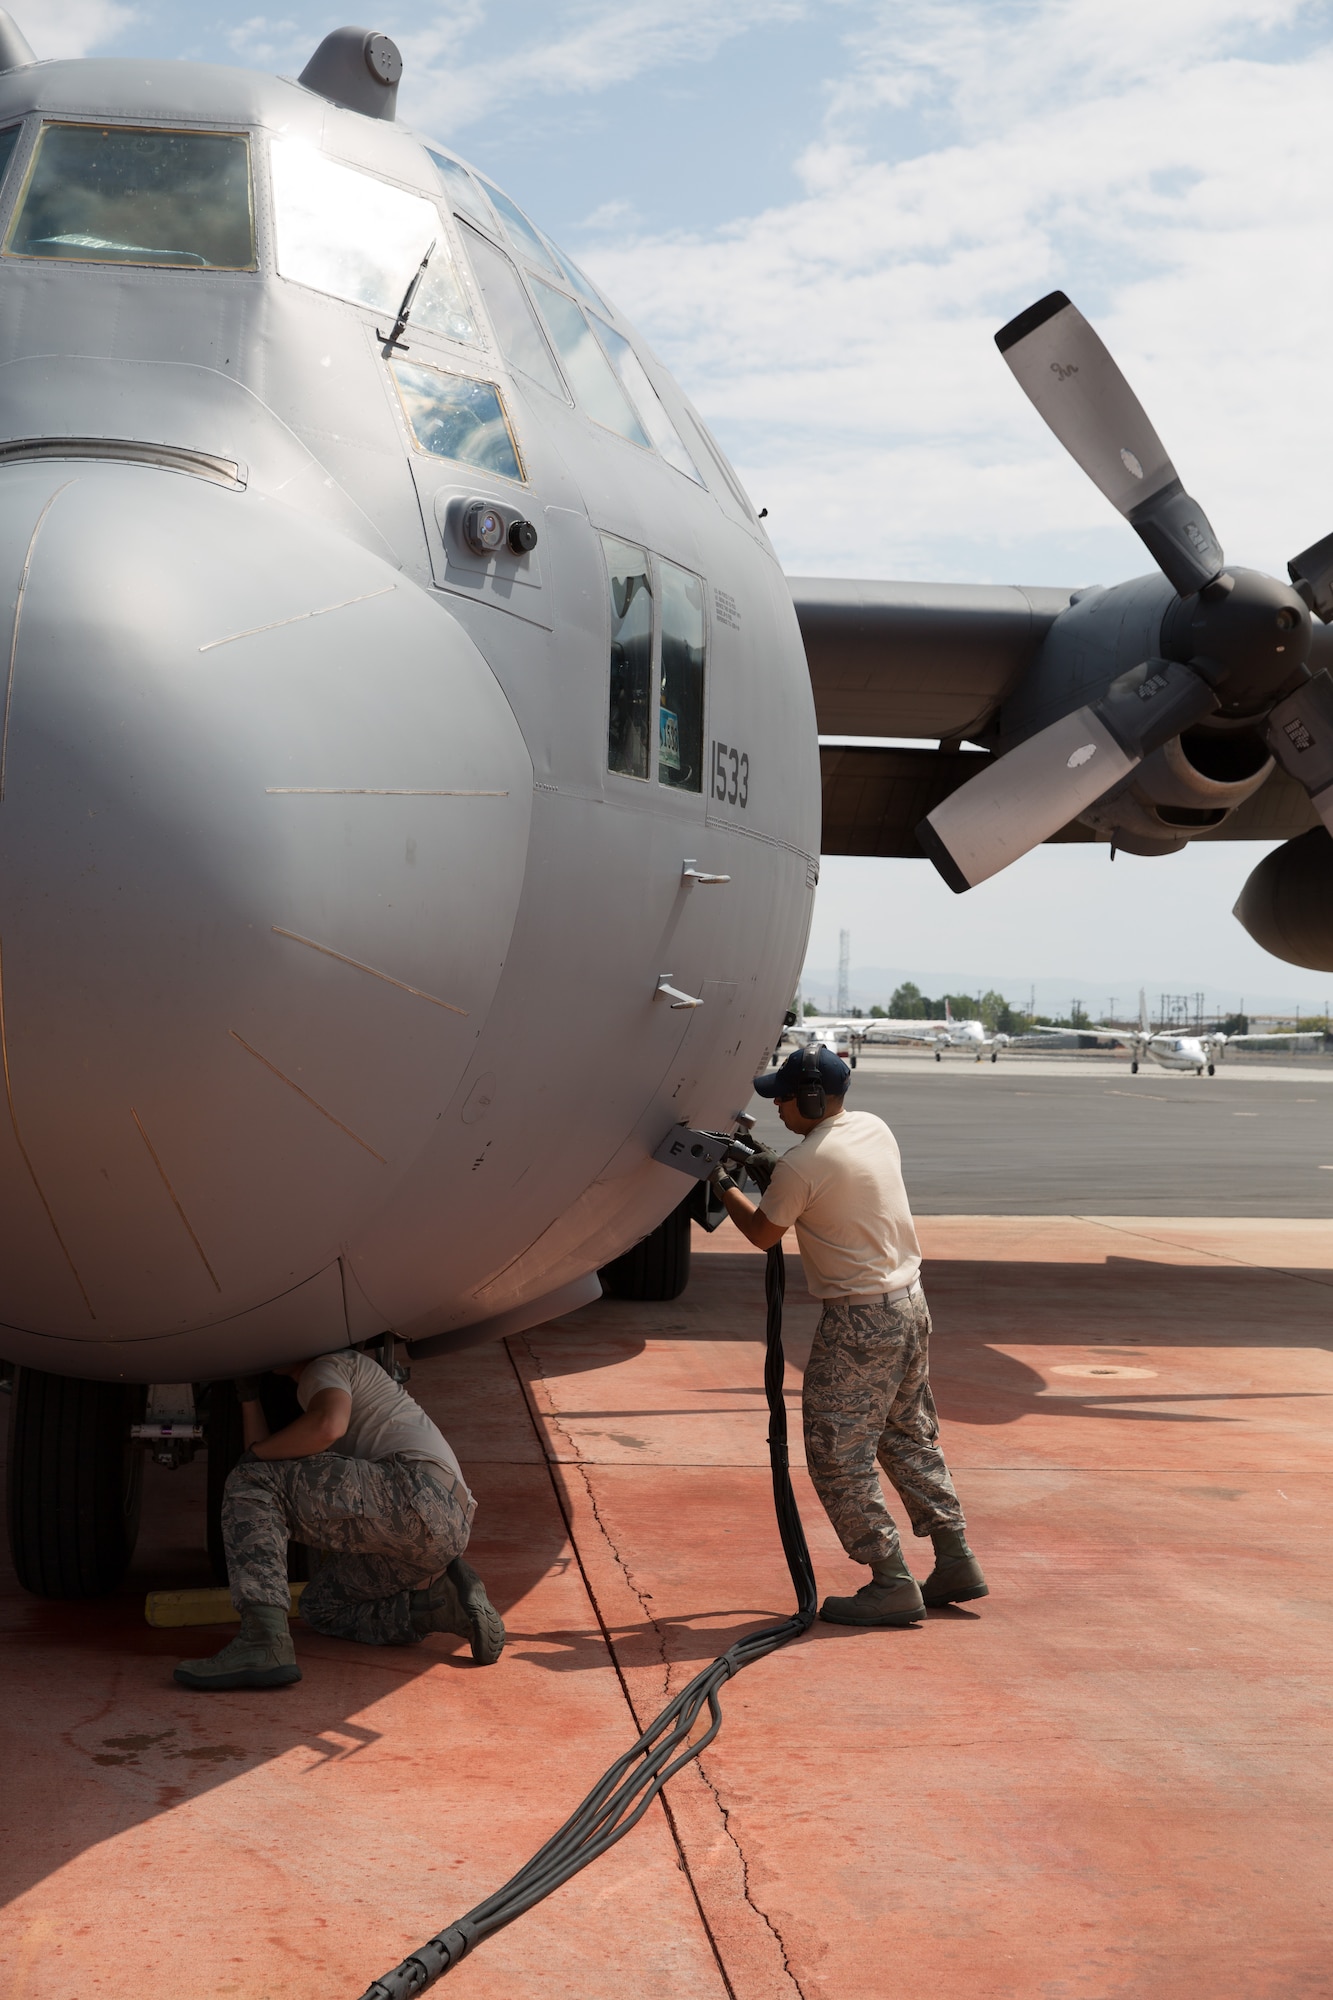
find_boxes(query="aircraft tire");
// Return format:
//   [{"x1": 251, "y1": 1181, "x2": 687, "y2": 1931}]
[
  {"x1": 206, "y1": 1376, "x2": 312, "y2": 1584},
  {"x1": 1131, "y1": 1060, "x2": 1139, "y2": 1074},
  {"x1": 1207, "y1": 1063, "x2": 1215, "y2": 1075},
  {"x1": 934, "y1": 1051, "x2": 942, "y2": 1063},
  {"x1": 598, "y1": 1192, "x2": 692, "y2": 1302},
  {"x1": 6, "y1": 1369, "x2": 146, "y2": 1597},
  {"x1": 991, "y1": 1052, "x2": 998, "y2": 1063}
]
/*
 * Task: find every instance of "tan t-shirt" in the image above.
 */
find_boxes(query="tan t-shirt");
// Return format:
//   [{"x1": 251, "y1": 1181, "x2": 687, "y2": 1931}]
[
  {"x1": 297, "y1": 1350, "x2": 471, "y2": 1505},
  {"x1": 758, "y1": 1108, "x2": 922, "y2": 1301}
]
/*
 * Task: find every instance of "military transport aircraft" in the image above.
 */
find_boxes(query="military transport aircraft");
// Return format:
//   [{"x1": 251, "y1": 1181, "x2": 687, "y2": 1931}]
[{"x1": 1, "y1": 13, "x2": 1330, "y2": 1598}]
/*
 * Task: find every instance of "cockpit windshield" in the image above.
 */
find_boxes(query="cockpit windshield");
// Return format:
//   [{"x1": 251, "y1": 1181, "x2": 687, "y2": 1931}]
[
  {"x1": 7, "y1": 124, "x2": 255, "y2": 269},
  {"x1": 270, "y1": 140, "x2": 477, "y2": 345}
]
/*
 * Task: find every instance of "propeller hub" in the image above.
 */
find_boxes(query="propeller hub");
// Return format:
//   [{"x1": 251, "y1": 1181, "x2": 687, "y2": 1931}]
[{"x1": 1160, "y1": 567, "x2": 1312, "y2": 716}]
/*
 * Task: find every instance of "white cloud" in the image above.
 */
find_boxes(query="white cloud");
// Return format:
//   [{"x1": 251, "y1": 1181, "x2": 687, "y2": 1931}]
[
  {"x1": 25, "y1": 0, "x2": 135, "y2": 57},
  {"x1": 402, "y1": 0, "x2": 807, "y2": 134},
  {"x1": 570, "y1": 0, "x2": 1333, "y2": 582},
  {"x1": 223, "y1": 17, "x2": 308, "y2": 72}
]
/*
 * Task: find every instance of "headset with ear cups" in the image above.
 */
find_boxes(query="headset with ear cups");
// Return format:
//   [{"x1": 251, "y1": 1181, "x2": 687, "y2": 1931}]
[{"x1": 795, "y1": 1043, "x2": 826, "y2": 1120}]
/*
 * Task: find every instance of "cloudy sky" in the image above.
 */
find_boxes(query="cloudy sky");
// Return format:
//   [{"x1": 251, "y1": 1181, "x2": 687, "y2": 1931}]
[{"x1": 31, "y1": 0, "x2": 1333, "y2": 1009}]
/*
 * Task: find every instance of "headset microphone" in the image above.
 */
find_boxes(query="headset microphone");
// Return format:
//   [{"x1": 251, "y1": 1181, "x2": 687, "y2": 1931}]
[{"x1": 795, "y1": 1044, "x2": 826, "y2": 1120}]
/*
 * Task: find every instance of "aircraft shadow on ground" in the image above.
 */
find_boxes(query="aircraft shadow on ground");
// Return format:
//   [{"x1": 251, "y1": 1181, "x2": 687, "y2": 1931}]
[
  {"x1": 0, "y1": 1435, "x2": 572, "y2": 1911},
  {"x1": 3, "y1": 1247, "x2": 1327, "y2": 1908}
]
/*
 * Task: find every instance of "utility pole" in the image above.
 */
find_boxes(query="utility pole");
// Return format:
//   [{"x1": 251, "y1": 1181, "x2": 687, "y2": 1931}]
[{"x1": 837, "y1": 929, "x2": 850, "y2": 1016}]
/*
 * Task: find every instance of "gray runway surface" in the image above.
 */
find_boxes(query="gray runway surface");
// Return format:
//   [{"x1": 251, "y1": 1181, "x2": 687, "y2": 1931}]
[{"x1": 745, "y1": 1057, "x2": 1333, "y2": 1216}]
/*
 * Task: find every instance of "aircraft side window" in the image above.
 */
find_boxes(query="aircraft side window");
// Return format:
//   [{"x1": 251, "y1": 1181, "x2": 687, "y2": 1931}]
[
  {"x1": 683, "y1": 405, "x2": 757, "y2": 519},
  {"x1": 657, "y1": 561, "x2": 706, "y2": 795},
  {"x1": 479, "y1": 180, "x2": 562, "y2": 278},
  {"x1": 270, "y1": 140, "x2": 477, "y2": 345},
  {"x1": 426, "y1": 149, "x2": 495, "y2": 232},
  {"x1": 538, "y1": 234, "x2": 608, "y2": 313},
  {"x1": 6, "y1": 124, "x2": 254, "y2": 269},
  {"x1": 391, "y1": 360, "x2": 524, "y2": 482},
  {"x1": 590, "y1": 317, "x2": 703, "y2": 485},
  {"x1": 602, "y1": 535, "x2": 653, "y2": 782},
  {"x1": 531, "y1": 280, "x2": 650, "y2": 448},
  {"x1": 460, "y1": 225, "x2": 565, "y2": 398},
  {"x1": 0, "y1": 125, "x2": 22, "y2": 193}
]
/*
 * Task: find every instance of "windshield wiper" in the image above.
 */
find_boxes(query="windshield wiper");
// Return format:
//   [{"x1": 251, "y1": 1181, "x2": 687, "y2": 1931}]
[{"x1": 378, "y1": 238, "x2": 436, "y2": 355}]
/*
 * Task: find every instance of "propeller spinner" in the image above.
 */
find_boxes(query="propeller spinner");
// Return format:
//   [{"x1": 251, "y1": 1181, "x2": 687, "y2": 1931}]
[{"x1": 917, "y1": 291, "x2": 1333, "y2": 891}]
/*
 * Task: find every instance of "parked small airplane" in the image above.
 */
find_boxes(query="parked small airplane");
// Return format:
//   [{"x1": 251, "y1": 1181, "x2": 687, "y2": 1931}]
[
  {"x1": 1028, "y1": 993, "x2": 1317, "y2": 1075},
  {"x1": 860, "y1": 1001, "x2": 1009, "y2": 1062}
]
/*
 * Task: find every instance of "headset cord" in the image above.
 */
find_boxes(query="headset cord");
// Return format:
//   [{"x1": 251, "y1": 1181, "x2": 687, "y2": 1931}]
[{"x1": 356, "y1": 1239, "x2": 817, "y2": 1999}]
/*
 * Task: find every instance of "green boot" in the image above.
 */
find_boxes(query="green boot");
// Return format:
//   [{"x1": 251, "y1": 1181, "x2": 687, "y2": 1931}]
[
  {"x1": 411, "y1": 1557, "x2": 505, "y2": 1665},
  {"x1": 820, "y1": 1551, "x2": 925, "y2": 1628},
  {"x1": 174, "y1": 1604, "x2": 301, "y2": 1691},
  {"x1": 921, "y1": 1526, "x2": 989, "y2": 1607}
]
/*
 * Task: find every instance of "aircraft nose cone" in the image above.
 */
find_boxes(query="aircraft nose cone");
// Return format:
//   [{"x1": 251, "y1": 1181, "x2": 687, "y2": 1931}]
[{"x1": 0, "y1": 464, "x2": 532, "y2": 1356}]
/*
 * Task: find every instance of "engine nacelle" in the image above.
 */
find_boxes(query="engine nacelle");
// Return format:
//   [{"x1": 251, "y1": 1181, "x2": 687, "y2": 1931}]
[
  {"x1": 1077, "y1": 723, "x2": 1274, "y2": 856},
  {"x1": 1233, "y1": 827, "x2": 1333, "y2": 971}
]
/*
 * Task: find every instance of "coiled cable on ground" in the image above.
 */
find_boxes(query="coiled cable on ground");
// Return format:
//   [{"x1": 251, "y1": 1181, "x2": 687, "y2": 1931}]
[{"x1": 357, "y1": 1235, "x2": 816, "y2": 1999}]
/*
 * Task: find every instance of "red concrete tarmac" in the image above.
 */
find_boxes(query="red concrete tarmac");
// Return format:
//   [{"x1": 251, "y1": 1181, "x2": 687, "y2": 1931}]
[{"x1": 2, "y1": 1217, "x2": 1331, "y2": 1999}]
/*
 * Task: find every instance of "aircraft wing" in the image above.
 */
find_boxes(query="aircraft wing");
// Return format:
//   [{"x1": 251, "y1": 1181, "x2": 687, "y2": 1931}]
[
  {"x1": 1218, "y1": 1030, "x2": 1324, "y2": 1046},
  {"x1": 861, "y1": 1025, "x2": 941, "y2": 1045},
  {"x1": 791, "y1": 580, "x2": 1073, "y2": 740},
  {"x1": 795, "y1": 578, "x2": 1323, "y2": 858}
]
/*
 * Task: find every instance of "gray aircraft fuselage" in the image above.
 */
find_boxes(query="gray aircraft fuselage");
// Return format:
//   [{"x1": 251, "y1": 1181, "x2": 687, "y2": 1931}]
[{"x1": 0, "y1": 54, "x2": 818, "y2": 1380}]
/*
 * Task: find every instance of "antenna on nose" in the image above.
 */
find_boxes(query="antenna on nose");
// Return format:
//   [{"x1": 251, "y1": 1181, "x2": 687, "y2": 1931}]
[
  {"x1": 0, "y1": 10, "x2": 35, "y2": 70},
  {"x1": 298, "y1": 25, "x2": 402, "y2": 121}
]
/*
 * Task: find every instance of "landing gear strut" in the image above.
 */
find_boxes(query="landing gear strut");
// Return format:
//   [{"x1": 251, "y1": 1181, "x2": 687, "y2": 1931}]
[{"x1": 6, "y1": 1369, "x2": 146, "y2": 1597}]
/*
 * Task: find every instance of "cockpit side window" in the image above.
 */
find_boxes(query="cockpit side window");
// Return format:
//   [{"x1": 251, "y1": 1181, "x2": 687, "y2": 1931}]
[
  {"x1": 460, "y1": 225, "x2": 565, "y2": 398},
  {"x1": 6, "y1": 124, "x2": 255, "y2": 269},
  {"x1": 658, "y1": 561, "x2": 706, "y2": 793},
  {"x1": 603, "y1": 536, "x2": 653, "y2": 781},
  {"x1": 391, "y1": 360, "x2": 524, "y2": 481},
  {"x1": 479, "y1": 180, "x2": 562, "y2": 278},
  {"x1": 0, "y1": 126, "x2": 21, "y2": 192},
  {"x1": 270, "y1": 140, "x2": 477, "y2": 344},
  {"x1": 540, "y1": 235, "x2": 607, "y2": 313},
  {"x1": 590, "y1": 317, "x2": 703, "y2": 484},
  {"x1": 532, "y1": 280, "x2": 649, "y2": 448},
  {"x1": 426, "y1": 149, "x2": 494, "y2": 232}
]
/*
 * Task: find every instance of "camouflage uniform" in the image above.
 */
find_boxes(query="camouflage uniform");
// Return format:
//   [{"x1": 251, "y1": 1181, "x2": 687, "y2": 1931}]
[
  {"x1": 802, "y1": 1287, "x2": 964, "y2": 1566},
  {"x1": 222, "y1": 1450, "x2": 473, "y2": 1647}
]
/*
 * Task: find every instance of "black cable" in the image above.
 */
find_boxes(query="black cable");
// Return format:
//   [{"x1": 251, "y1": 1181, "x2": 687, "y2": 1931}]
[{"x1": 356, "y1": 1237, "x2": 816, "y2": 1999}]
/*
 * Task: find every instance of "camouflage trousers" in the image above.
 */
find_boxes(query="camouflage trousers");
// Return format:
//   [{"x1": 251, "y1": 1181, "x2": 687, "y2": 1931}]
[
  {"x1": 802, "y1": 1286, "x2": 964, "y2": 1566},
  {"x1": 222, "y1": 1451, "x2": 473, "y2": 1647}
]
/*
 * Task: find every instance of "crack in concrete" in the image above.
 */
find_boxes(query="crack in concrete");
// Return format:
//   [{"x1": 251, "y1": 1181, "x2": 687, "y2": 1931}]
[
  {"x1": 695, "y1": 1749, "x2": 807, "y2": 1999},
  {"x1": 518, "y1": 1331, "x2": 673, "y2": 1696},
  {"x1": 512, "y1": 1330, "x2": 807, "y2": 1999},
  {"x1": 505, "y1": 1333, "x2": 740, "y2": 2000}
]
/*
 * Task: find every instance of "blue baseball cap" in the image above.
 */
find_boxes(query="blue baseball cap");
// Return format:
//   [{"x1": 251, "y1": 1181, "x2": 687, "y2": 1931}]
[{"x1": 754, "y1": 1046, "x2": 852, "y2": 1101}]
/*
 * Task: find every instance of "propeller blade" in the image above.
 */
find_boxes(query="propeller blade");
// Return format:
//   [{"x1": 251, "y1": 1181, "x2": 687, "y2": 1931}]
[
  {"x1": 918, "y1": 658, "x2": 1220, "y2": 891},
  {"x1": 996, "y1": 291, "x2": 1224, "y2": 598},
  {"x1": 1288, "y1": 530, "x2": 1333, "y2": 623},
  {"x1": 1265, "y1": 670, "x2": 1333, "y2": 832}
]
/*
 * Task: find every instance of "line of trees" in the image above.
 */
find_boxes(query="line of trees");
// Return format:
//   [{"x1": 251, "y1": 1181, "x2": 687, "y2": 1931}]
[{"x1": 798, "y1": 990, "x2": 1318, "y2": 1040}]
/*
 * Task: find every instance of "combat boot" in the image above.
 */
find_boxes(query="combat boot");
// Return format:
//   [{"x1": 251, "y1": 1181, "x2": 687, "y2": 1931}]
[
  {"x1": 921, "y1": 1526, "x2": 988, "y2": 1606},
  {"x1": 820, "y1": 1552, "x2": 925, "y2": 1628},
  {"x1": 411, "y1": 1557, "x2": 505, "y2": 1665},
  {"x1": 174, "y1": 1604, "x2": 301, "y2": 1690}
]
